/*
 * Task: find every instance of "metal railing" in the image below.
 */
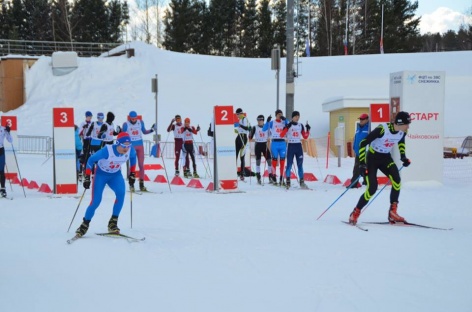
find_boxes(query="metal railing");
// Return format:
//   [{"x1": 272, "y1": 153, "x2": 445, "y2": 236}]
[
  {"x1": 0, "y1": 39, "x2": 122, "y2": 57},
  {"x1": 16, "y1": 135, "x2": 52, "y2": 156}
]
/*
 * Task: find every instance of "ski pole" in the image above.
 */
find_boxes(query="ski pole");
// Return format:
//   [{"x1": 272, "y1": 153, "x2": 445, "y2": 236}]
[
  {"x1": 10, "y1": 143, "x2": 26, "y2": 198},
  {"x1": 67, "y1": 188, "x2": 87, "y2": 232},
  {"x1": 316, "y1": 175, "x2": 361, "y2": 220},
  {"x1": 160, "y1": 145, "x2": 172, "y2": 193},
  {"x1": 4, "y1": 162, "x2": 13, "y2": 191},
  {"x1": 361, "y1": 166, "x2": 404, "y2": 215},
  {"x1": 130, "y1": 186, "x2": 133, "y2": 228},
  {"x1": 199, "y1": 130, "x2": 213, "y2": 178}
]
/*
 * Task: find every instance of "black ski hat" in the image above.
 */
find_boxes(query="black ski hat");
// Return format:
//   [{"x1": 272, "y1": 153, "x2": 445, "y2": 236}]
[
  {"x1": 236, "y1": 108, "x2": 243, "y2": 114},
  {"x1": 275, "y1": 109, "x2": 283, "y2": 116},
  {"x1": 257, "y1": 115, "x2": 264, "y2": 121},
  {"x1": 394, "y1": 111, "x2": 411, "y2": 125},
  {"x1": 106, "y1": 112, "x2": 115, "y2": 123},
  {"x1": 292, "y1": 111, "x2": 300, "y2": 118}
]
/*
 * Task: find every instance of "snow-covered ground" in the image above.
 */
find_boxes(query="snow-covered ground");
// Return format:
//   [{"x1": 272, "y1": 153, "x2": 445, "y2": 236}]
[
  {"x1": 1, "y1": 42, "x2": 472, "y2": 312},
  {"x1": 1, "y1": 153, "x2": 471, "y2": 312}
]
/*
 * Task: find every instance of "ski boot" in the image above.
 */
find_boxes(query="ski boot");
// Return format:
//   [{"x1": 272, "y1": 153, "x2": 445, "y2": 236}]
[
  {"x1": 285, "y1": 178, "x2": 291, "y2": 189},
  {"x1": 388, "y1": 202, "x2": 406, "y2": 223},
  {"x1": 0, "y1": 188, "x2": 6, "y2": 198},
  {"x1": 279, "y1": 177, "x2": 286, "y2": 187},
  {"x1": 269, "y1": 174, "x2": 277, "y2": 184},
  {"x1": 75, "y1": 219, "x2": 90, "y2": 237},
  {"x1": 299, "y1": 178, "x2": 308, "y2": 189},
  {"x1": 108, "y1": 216, "x2": 120, "y2": 234},
  {"x1": 129, "y1": 184, "x2": 135, "y2": 192},
  {"x1": 349, "y1": 207, "x2": 361, "y2": 225},
  {"x1": 139, "y1": 181, "x2": 148, "y2": 192},
  {"x1": 256, "y1": 173, "x2": 262, "y2": 185},
  {"x1": 175, "y1": 169, "x2": 180, "y2": 177},
  {"x1": 77, "y1": 171, "x2": 83, "y2": 182},
  {"x1": 184, "y1": 169, "x2": 191, "y2": 178},
  {"x1": 193, "y1": 171, "x2": 200, "y2": 178}
]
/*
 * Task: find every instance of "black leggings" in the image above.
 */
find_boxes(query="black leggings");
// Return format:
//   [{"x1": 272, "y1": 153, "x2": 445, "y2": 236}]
[
  {"x1": 235, "y1": 134, "x2": 248, "y2": 172},
  {"x1": 356, "y1": 154, "x2": 401, "y2": 209}
]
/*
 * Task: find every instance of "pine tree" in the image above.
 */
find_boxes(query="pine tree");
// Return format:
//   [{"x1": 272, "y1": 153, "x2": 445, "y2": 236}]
[
  {"x1": 240, "y1": 0, "x2": 258, "y2": 57},
  {"x1": 51, "y1": 0, "x2": 75, "y2": 42},
  {"x1": 272, "y1": 0, "x2": 286, "y2": 56},
  {"x1": 257, "y1": 0, "x2": 272, "y2": 58},
  {"x1": 9, "y1": 0, "x2": 26, "y2": 40},
  {"x1": 381, "y1": 0, "x2": 421, "y2": 53},
  {"x1": 107, "y1": 0, "x2": 124, "y2": 43},
  {"x1": 0, "y1": 0, "x2": 12, "y2": 39},
  {"x1": 315, "y1": 0, "x2": 346, "y2": 56},
  {"x1": 71, "y1": 0, "x2": 110, "y2": 42},
  {"x1": 163, "y1": 0, "x2": 195, "y2": 52},
  {"x1": 295, "y1": 0, "x2": 309, "y2": 56},
  {"x1": 189, "y1": 0, "x2": 211, "y2": 54},
  {"x1": 209, "y1": 0, "x2": 237, "y2": 56},
  {"x1": 23, "y1": 0, "x2": 52, "y2": 41}
]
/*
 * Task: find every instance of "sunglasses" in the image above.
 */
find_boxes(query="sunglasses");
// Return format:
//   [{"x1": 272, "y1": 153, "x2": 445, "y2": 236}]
[
  {"x1": 120, "y1": 143, "x2": 131, "y2": 148},
  {"x1": 360, "y1": 118, "x2": 368, "y2": 120}
]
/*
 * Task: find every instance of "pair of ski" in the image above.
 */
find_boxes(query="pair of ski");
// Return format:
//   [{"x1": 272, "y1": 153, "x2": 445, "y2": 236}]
[
  {"x1": 67, "y1": 232, "x2": 146, "y2": 244},
  {"x1": 342, "y1": 221, "x2": 453, "y2": 232},
  {"x1": 129, "y1": 189, "x2": 162, "y2": 195},
  {"x1": 1, "y1": 195, "x2": 13, "y2": 200}
]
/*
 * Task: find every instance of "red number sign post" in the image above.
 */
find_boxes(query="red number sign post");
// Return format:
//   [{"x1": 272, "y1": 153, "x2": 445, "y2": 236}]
[
  {"x1": 52, "y1": 108, "x2": 77, "y2": 194},
  {"x1": 0, "y1": 116, "x2": 18, "y2": 179},
  {"x1": 213, "y1": 106, "x2": 238, "y2": 191}
]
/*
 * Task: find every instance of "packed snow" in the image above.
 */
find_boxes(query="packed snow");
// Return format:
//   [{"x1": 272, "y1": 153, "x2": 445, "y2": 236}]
[{"x1": 1, "y1": 42, "x2": 472, "y2": 312}]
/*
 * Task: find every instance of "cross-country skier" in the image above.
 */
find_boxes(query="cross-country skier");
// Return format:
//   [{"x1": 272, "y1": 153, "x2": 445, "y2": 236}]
[
  {"x1": 181, "y1": 118, "x2": 200, "y2": 178},
  {"x1": 98, "y1": 112, "x2": 120, "y2": 146},
  {"x1": 122, "y1": 111, "x2": 156, "y2": 192},
  {"x1": 85, "y1": 112, "x2": 106, "y2": 155},
  {"x1": 167, "y1": 114, "x2": 185, "y2": 176},
  {"x1": 0, "y1": 123, "x2": 12, "y2": 198},
  {"x1": 348, "y1": 113, "x2": 370, "y2": 188},
  {"x1": 263, "y1": 109, "x2": 289, "y2": 186},
  {"x1": 249, "y1": 115, "x2": 273, "y2": 184},
  {"x1": 74, "y1": 125, "x2": 83, "y2": 181},
  {"x1": 348, "y1": 111, "x2": 412, "y2": 225},
  {"x1": 75, "y1": 132, "x2": 137, "y2": 237},
  {"x1": 79, "y1": 111, "x2": 93, "y2": 175},
  {"x1": 280, "y1": 111, "x2": 311, "y2": 189},
  {"x1": 235, "y1": 108, "x2": 251, "y2": 180}
]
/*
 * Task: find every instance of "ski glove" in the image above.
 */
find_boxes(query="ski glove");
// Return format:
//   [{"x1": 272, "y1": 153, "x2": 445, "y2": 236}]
[
  {"x1": 359, "y1": 164, "x2": 368, "y2": 178},
  {"x1": 196, "y1": 125, "x2": 201, "y2": 132},
  {"x1": 306, "y1": 123, "x2": 311, "y2": 131},
  {"x1": 115, "y1": 125, "x2": 121, "y2": 133},
  {"x1": 5, "y1": 126, "x2": 10, "y2": 133},
  {"x1": 83, "y1": 175, "x2": 91, "y2": 189},
  {"x1": 266, "y1": 115, "x2": 272, "y2": 123},
  {"x1": 280, "y1": 116, "x2": 286, "y2": 121},
  {"x1": 128, "y1": 172, "x2": 136, "y2": 185},
  {"x1": 401, "y1": 157, "x2": 411, "y2": 167}
]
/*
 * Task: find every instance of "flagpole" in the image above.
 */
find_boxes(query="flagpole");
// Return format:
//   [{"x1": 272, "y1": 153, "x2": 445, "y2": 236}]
[
  {"x1": 344, "y1": 0, "x2": 349, "y2": 55},
  {"x1": 380, "y1": 4, "x2": 384, "y2": 54}
]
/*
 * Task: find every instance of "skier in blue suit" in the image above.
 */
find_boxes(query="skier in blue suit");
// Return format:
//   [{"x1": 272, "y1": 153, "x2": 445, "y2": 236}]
[{"x1": 75, "y1": 132, "x2": 137, "y2": 237}]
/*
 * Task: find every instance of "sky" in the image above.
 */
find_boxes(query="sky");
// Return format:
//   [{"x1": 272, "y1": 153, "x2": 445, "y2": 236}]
[
  {"x1": 1, "y1": 41, "x2": 472, "y2": 311},
  {"x1": 416, "y1": 0, "x2": 472, "y2": 34}
]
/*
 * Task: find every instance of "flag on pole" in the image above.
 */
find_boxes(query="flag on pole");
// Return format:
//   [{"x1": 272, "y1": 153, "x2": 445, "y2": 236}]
[{"x1": 305, "y1": 38, "x2": 310, "y2": 57}]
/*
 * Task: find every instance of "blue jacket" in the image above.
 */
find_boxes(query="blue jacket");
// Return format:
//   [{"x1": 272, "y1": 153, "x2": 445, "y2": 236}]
[
  {"x1": 75, "y1": 128, "x2": 83, "y2": 151},
  {"x1": 353, "y1": 122, "x2": 370, "y2": 156}
]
